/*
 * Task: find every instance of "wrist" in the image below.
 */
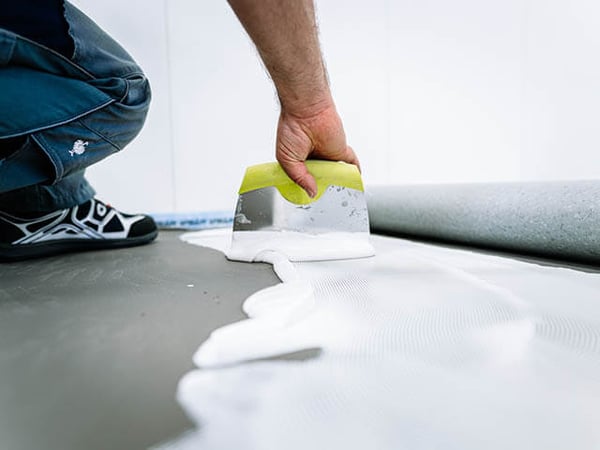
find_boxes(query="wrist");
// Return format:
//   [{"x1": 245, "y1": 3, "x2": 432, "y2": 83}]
[{"x1": 278, "y1": 86, "x2": 334, "y2": 119}]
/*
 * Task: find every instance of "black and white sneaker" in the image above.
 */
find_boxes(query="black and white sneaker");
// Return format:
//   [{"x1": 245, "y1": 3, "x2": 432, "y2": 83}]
[{"x1": 0, "y1": 198, "x2": 158, "y2": 262}]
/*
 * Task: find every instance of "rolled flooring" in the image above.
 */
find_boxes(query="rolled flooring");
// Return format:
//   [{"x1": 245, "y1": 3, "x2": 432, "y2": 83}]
[{"x1": 368, "y1": 180, "x2": 600, "y2": 265}]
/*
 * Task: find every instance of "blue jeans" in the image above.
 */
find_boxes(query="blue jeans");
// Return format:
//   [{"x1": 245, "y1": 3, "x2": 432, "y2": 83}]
[{"x1": 0, "y1": 1, "x2": 151, "y2": 214}]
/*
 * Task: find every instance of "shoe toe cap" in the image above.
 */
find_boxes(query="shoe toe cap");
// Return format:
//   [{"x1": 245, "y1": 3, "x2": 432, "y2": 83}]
[{"x1": 128, "y1": 215, "x2": 158, "y2": 240}]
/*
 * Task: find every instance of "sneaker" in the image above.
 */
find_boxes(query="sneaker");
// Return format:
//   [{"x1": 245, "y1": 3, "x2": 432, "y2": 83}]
[{"x1": 0, "y1": 198, "x2": 158, "y2": 262}]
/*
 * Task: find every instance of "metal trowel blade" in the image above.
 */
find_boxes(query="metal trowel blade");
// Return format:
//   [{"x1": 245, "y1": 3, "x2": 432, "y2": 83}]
[{"x1": 229, "y1": 161, "x2": 374, "y2": 262}]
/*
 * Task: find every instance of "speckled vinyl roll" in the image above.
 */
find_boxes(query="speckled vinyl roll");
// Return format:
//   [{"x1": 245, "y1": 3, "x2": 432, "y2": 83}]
[{"x1": 367, "y1": 181, "x2": 600, "y2": 264}]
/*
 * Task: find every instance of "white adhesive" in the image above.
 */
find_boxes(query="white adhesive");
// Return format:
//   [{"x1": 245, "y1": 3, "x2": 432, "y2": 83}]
[
  {"x1": 167, "y1": 230, "x2": 600, "y2": 450},
  {"x1": 229, "y1": 230, "x2": 375, "y2": 262}
]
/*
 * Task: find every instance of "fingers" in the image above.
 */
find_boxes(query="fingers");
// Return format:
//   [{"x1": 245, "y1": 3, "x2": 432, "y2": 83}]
[
  {"x1": 278, "y1": 157, "x2": 318, "y2": 198},
  {"x1": 275, "y1": 107, "x2": 360, "y2": 198},
  {"x1": 312, "y1": 144, "x2": 361, "y2": 172},
  {"x1": 344, "y1": 145, "x2": 361, "y2": 172}
]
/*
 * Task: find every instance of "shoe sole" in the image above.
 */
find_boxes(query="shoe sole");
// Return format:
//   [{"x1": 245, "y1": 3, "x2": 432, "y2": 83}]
[{"x1": 0, "y1": 229, "x2": 159, "y2": 262}]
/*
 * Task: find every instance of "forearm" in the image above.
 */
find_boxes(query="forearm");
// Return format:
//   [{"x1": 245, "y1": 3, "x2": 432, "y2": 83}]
[{"x1": 227, "y1": 0, "x2": 332, "y2": 117}]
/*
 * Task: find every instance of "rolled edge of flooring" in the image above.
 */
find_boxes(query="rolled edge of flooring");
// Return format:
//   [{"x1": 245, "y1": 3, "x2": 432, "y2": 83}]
[{"x1": 367, "y1": 181, "x2": 600, "y2": 265}]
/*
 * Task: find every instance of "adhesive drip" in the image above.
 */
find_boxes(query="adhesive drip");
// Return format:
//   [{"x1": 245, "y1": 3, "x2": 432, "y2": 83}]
[{"x1": 162, "y1": 229, "x2": 600, "y2": 450}]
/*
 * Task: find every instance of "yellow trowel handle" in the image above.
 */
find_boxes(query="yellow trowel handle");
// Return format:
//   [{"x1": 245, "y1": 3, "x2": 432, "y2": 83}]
[{"x1": 238, "y1": 160, "x2": 364, "y2": 205}]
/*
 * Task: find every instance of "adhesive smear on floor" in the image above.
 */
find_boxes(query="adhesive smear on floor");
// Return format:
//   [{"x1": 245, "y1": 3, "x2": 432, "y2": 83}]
[{"x1": 162, "y1": 229, "x2": 600, "y2": 450}]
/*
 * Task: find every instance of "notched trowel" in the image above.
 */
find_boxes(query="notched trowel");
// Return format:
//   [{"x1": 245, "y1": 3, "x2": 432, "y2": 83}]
[{"x1": 228, "y1": 161, "x2": 375, "y2": 262}]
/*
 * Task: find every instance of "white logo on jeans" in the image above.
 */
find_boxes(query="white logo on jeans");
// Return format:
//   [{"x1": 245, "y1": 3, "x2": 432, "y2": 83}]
[{"x1": 69, "y1": 140, "x2": 88, "y2": 156}]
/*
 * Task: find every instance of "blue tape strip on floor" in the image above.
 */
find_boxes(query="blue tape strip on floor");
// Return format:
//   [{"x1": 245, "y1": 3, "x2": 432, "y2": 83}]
[{"x1": 150, "y1": 211, "x2": 233, "y2": 230}]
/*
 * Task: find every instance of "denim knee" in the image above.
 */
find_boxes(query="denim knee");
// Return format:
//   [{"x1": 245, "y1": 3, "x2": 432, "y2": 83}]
[{"x1": 31, "y1": 74, "x2": 151, "y2": 184}]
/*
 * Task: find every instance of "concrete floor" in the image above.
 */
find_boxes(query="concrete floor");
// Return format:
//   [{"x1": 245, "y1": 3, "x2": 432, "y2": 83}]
[{"x1": 0, "y1": 231, "x2": 279, "y2": 450}]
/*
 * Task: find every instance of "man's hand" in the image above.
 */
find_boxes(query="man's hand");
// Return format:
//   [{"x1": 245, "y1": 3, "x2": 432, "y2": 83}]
[
  {"x1": 276, "y1": 103, "x2": 359, "y2": 197},
  {"x1": 227, "y1": 0, "x2": 360, "y2": 196}
]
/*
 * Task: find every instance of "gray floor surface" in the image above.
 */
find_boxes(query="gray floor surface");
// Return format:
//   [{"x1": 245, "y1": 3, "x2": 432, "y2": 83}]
[{"x1": 0, "y1": 231, "x2": 279, "y2": 450}]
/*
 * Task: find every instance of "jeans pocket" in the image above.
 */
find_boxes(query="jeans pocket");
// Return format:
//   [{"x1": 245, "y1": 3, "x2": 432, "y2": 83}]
[{"x1": 33, "y1": 117, "x2": 120, "y2": 183}]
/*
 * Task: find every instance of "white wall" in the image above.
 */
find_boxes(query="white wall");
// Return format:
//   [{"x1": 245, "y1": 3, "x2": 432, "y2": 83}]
[{"x1": 72, "y1": 0, "x2": 600, "y2": 214}]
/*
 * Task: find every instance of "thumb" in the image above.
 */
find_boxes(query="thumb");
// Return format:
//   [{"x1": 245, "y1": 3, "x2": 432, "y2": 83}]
[{"x1": 278, "y1": 159, "x2": 318, "y2": 198}]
